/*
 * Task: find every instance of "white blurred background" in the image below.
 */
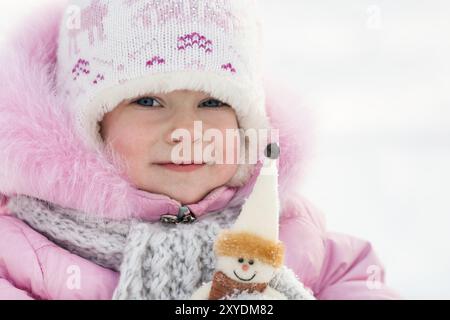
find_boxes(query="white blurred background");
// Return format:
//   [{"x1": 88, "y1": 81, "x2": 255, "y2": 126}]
[{"x1": 1, "y1": 0, "x2": 449, "y2": 299}]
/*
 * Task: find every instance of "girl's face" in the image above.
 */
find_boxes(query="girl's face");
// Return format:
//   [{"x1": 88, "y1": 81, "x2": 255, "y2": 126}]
[{"x1": 100, "y1": 90, "x2": 239, "y2": 205}]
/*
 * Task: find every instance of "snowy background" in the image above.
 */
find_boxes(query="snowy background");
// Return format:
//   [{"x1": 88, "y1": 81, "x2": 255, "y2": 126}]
[{"x1": 1, "y1": 0, "x2": 449, "y2": 299}]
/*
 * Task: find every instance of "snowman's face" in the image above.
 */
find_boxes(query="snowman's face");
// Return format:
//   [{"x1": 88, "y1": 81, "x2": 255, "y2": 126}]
[{"x1": 216, "y1": 256, "x2": 276, "y2": 283}]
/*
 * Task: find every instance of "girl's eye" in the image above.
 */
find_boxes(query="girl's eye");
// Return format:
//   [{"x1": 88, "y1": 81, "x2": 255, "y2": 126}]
[
  {"x1": 134, "y1": 97, "x2": 162, "y2": 107},
  {"x1": 238, "y1": 258, "x2": 244, "y2": 263},
  {"x1": 200, "y1": 99, "x2": 228, "y2": 108}
]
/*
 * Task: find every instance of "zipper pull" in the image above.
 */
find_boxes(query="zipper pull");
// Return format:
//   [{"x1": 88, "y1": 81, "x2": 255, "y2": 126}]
[
  {"x1": 178, "y1": 206, "x2": 197, "y2": 223},
  {"x1": 159, "y1": 214, "x2": 179, "y2": 224},
  {"x1": 160, "y1": 206, "x2": 196, "y2": 224}
]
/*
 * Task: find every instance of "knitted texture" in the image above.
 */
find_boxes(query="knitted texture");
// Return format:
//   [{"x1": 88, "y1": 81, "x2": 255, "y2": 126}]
[
  {"x1": 8, "y1": 195, "x2": 315, "y2": 300},
  {"x1": 56, "y1": 0, "x2": 268, "y2": 151}
]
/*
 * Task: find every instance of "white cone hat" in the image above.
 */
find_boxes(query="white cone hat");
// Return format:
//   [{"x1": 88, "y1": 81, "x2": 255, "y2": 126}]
[
  {"x1": 232, "y1": 143, "x2": 281, "y2": 241},
  {"x1": 214, "y1": 143, "x2": 285, "y2": 267}
]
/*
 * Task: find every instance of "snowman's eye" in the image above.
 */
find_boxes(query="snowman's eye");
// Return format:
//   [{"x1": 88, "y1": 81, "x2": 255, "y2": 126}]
[
  {"x1": 249, "y1": 260, "x2": 254, "y2": 265},
  {"x1": 238, "y1": 258, "x2": 244, "y2": 263}
]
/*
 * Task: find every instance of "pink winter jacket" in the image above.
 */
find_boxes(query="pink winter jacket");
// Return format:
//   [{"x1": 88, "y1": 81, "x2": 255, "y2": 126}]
[{"x1": 0, "y1": 4, "x2": 400, "y2": 300}]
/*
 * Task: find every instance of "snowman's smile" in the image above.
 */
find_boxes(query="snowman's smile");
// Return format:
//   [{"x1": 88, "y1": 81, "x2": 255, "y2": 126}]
[{"x1": 233, "y1": 270, "x2": 256, "y2": 282}]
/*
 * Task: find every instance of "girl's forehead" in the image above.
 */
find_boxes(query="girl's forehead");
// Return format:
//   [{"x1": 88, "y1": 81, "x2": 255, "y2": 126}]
[
  {"x1": 162, "y1": 89, "x2": 210, "y2": 97},
  {"x1": 150, "y1": 90, "x2": 217, "y2": 103}
]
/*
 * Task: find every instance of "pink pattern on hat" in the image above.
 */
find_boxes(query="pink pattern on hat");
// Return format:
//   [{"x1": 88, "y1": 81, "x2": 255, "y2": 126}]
[
  {"x1": 67, "y1": 0, "x2": 109, "y2": 55},
  {"x1": 142, "y1": 1, "x2": 183, "y2": 28},
  {"x1": 186, "y1": 59, "x2": 207, "y2": 70},
  {"x1": 128, "y1": 41, "x2": 159, "y2": 61},
  {"x1": 203, "y1": 1, "x2": 236, "y2": 32},
  {"x1": 221, "y1": 63, "x2": 236, "y2": 74},
  {"x1": 146, "y1": 56, "x2": 166, "y2": 67},
  {"x1": 93, "y1": 57, "x2": 115, "y2": 68},
  {"x1": 92, "y1": 73, "x2": 105, "y2": 84},
  {"x1": 72, "y1": 58, "x2": 91, "y2": 81},
  {"x1": 126, "y1": 0, "x2": 235, "y2": 32},
  {"x1": 177, "y1": 32, "x2": 213, "y2": 53}
]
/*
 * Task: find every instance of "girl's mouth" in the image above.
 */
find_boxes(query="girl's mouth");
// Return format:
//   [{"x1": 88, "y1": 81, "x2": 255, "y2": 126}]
[{"x1": 157, "y1": 163, "x2": 206, "y2": 172}]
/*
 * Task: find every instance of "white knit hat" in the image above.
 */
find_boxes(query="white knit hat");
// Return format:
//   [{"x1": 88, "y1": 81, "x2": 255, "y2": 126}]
[{"x1": 56, "y1": 0, "x2": 269, "y2": 160}]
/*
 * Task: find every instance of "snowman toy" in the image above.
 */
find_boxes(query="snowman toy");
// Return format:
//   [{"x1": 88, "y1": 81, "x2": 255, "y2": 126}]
[{"x1": 191, "y1": 143, "x2": 288, "y2": 300}]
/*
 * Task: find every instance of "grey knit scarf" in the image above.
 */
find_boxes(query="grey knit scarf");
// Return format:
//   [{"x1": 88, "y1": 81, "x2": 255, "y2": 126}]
[{"x1": 7, "y1": 195, "x2": 315, "y2": 300}]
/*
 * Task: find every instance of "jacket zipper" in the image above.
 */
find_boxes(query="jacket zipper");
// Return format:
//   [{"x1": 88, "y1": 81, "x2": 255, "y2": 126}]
[
  {"x1": 160, "y1": 205, "x2": 197, "y2": 224},
  {"x1": 157, "y1": 185, "x2": 231, "y2": 224},
  {"x1": 141, "y1": 191, "x2": 196, "y2": 224},
  {"x1": 157, "y1": 185, "x2": 229, "y2": 224}
]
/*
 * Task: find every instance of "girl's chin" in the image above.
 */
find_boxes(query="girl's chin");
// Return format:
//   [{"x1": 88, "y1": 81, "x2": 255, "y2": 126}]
[{"x1": 166, "y1": 191, "x2": 208, "y2": 205}]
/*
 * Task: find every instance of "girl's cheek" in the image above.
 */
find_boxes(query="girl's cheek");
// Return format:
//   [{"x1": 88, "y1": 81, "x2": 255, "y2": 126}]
[
  {"x1": 107, "y1": 122, "x2": 142, "y2": 155},
  {"x1": 223, "y1": 113, "x2": 240, "y2": 163},
  {"x1": 206, "y1": 111, "x2": 239, "y2": 164},
  {"x1": 217, "y1": 127, "x2": 239, "y2": 165}
]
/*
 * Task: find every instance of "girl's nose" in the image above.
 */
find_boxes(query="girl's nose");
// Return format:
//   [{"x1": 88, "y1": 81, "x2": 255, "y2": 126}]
[
  {"x1": 242, "y1": 264, "x2": 249, "y2": 272},
  {"x1": 167, "y1": 120, "x2": 202, "y2": 145}
]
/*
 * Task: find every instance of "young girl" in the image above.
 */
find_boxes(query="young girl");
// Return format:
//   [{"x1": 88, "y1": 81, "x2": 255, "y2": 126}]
[{"x1": 0, "y1": 0, "x2": 400, "y2": 300}]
